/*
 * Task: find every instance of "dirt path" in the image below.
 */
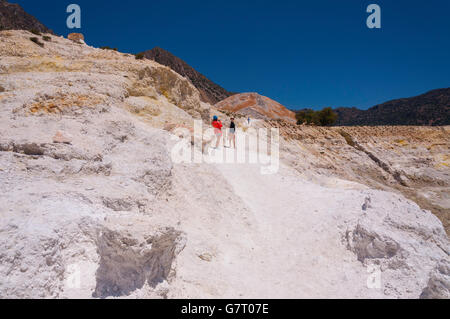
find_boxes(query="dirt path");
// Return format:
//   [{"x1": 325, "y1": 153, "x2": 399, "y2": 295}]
[{"x1": 185, "y1": 147, "x2": 386, "y2": 298}]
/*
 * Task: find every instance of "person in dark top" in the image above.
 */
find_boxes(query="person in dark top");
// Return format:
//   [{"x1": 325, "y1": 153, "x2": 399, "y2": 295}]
[{"x1": 228, "y1": 118, "x2": 236, "y2": 149}]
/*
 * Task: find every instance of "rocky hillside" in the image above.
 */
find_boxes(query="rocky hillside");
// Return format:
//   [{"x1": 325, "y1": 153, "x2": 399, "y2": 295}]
[
  {"x1": 216, "y1": 92, "x2": 297, "y2": 122},
  {"x1": 262, "y1": 120, "x2": 450, "y2": 233},
  {"x1": 0, "y1": 0, "x2": 54, "y2": 34},
  {"x1": 334, "y1": 88, "x2": 450, "y2": 126},
  {"x1": 0, "y1": 30, "x2": 448, "y2": 299},
  {"x1": 143, "y1": 47, "x2": 234, "y2": 105}
]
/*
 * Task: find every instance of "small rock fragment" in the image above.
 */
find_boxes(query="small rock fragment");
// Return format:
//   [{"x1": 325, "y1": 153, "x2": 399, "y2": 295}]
[
  {"x1": 362, "y1": 196, "x2": 372, "y2": 211},
  {"x1": 198, "y1": 253, "x2": 213, "y2": 262},
  {"x1": 53, "y1": 131, "x2": 72, "y2": 144}
]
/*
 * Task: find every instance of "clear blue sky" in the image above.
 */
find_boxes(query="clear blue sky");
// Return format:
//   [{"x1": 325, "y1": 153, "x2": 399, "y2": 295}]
[{"x1": 17, "y1": 0, "x2": 450, "y2": 110}]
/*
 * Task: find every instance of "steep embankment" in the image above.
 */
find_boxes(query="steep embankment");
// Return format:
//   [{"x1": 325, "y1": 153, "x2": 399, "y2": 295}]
[
  {"x1": 0, "y1": 30, "x2": 448, "y2": 299},
  {"x1": 0, "y1": 30, "x2": 206, "y2": 298}
]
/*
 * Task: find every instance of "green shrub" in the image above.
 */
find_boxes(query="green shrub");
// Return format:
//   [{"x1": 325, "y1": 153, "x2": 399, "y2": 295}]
[
  {"x1": 317, "y1": 107, "x2": 338, "y2": 126},
  {"x1": 135, "y1": 52, "x2": 145, "y2": 60},
  {"x1": 296, "y1": 107, "x2": 337, "y2": 126},
  {"x1": 42, "y1": 36, "x2": 51, "y2": 42},
  {"x1": 30, "y1": 37, "x2": 44, "y2": 47},
  {"x1": 30, "y1": 29, "x2": 41, "y2": 36},
  {"x1": 296, "y1": 109, "x2": 315, "y2": 125},
  {"x1": 100, "y1": 46, "x2": 118, "y2": 51}
]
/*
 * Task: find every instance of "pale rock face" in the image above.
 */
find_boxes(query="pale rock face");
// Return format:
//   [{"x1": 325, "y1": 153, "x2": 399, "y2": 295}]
[
  {"x1": 420, "y1": 260, "x2": 450, "y2": 299},
  {"x1": 0, "y1": 30, "x2": 448, "y2": 299}
]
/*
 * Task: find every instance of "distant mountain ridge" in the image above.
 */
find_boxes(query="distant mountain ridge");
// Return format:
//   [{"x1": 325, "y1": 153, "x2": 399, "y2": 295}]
[
  {"x1": 334, "y1": 88, "x2": 450, "y2": 126},
  {"x1": 0, "y1": 0, "x2": 54, "y2": 34},
  {"x1": 142, "y1": 47, "x2": 234, "y2": 105},
  {"x1": 294, "y1": 88, "x2": 450, "y2": 126}
]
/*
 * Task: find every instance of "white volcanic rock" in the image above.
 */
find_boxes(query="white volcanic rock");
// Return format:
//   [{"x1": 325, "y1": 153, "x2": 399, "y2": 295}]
[
  {"x1": 0, "y1": 30, "x2": 448, "y2": 299},
  {"x1": 420, "y1": 260, "x2": 450, "y2": 299}
]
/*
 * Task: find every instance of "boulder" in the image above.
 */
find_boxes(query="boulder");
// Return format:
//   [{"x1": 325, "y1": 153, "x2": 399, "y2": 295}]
[{"x1": 67, "y1": 33, "x2": 85, "y2": 44}]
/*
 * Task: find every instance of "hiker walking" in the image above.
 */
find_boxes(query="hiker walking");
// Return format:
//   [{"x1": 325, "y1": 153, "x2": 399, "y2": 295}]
[
  {"x1": 228, "y1": 118, "x2": 236, "y2": 149},
  {"x1": 212, "y1": 116, "x2": 223, "y2": 149}
]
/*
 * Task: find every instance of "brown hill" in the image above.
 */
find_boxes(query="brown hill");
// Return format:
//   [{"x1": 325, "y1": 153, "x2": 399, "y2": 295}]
[
  {"x1": 143, "y1": 47, "x2": 234, "y2": 104},
  {"x1": 0, "y1": 0, "x2": 54, "y2": 34},
  {"x1": 334, "y1": 88, "x2": 450, "y2": 126},
  {"x1": 216, "y1": 92, "x2": 296, "y2": 122}
]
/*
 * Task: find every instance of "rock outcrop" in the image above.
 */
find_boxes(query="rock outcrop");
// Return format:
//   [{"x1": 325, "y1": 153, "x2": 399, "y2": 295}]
[
  {"x1": 216, "y1": 92, "x2": 297, "y2": 122},
  {"x1": 67, "y1": 33, "x2": 85, "y2": 44}
]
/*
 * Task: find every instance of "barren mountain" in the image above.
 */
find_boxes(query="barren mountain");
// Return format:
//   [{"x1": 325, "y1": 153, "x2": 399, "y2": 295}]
[
  {"x1": 143, "y1": 47, "x2": 234, "y2": 105},
  {"x1": 0, "y1": 0, "x2": 54, "y2": 34},
  {"x1": 216, "y1": 92, "x2": 297, "y2": 122},
  {"x1": 334, "y1": 88, "x2": 450, "y2": 126},
  {"x1": 0, "y1": 30, "x2": 448, "y2": 299}
]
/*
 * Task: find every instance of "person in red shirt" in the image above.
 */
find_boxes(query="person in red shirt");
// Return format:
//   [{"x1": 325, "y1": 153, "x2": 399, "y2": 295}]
[{"x1": 212, "y1": 116, "x2": 223, "y2": 149}]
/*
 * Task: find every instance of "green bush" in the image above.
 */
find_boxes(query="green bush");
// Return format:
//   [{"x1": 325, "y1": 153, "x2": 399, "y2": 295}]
[
  {"x1": 30, "y1": 37, "x2": 44, "y2": 47},
  {"x1": 42, "y1": 36, "x2": 51, "y2": 42},
  {"x1": 296, "y1": 109, "x2": 316, "y2": 125},
  {"x1": 135, "y1": 52, "x2": 145, "y2": 60},
  {"x1": 296, "y1": 107, "x2": 337, "y2": 126},
  {"x1": 30, "y1": 29, "x2": 41, "y2": 36},
  {"x1": 100, "y1": 46, "x2": 118, "y2": 51},
  {"x1": 318, "y1": 107, "x2": 338, "y2": 126}
]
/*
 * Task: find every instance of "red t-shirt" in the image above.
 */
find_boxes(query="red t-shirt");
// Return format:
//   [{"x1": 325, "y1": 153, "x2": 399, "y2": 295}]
[{"x1": 212, "y1": 120, "x2": 223, "y2": 133}]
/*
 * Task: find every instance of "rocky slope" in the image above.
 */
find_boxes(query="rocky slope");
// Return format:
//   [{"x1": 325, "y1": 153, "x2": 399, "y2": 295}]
[
  {"x1": 0, "y1": 30, "x2": 448, "y2": 299},
  {"x1": 0, "y1": 0, "x2": 54, "y2": 34},
  {"x1": 262, "y1": 121, "x2": 450, "y2": 234},
  {"x1": 334, "y1": 88, "x2": 450, "y2": 126},
  {"x1": 216, "y1": 92, "x2": 297, "y2": 122},
  {"x1": 143, "y1": 47, "x2": 234, "y2": 105}
]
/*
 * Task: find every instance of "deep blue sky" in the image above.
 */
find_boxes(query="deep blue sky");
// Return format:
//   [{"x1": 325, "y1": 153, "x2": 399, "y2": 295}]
[{"x1": 16, "y1": 0, "x2": 450, "y2": 110}]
